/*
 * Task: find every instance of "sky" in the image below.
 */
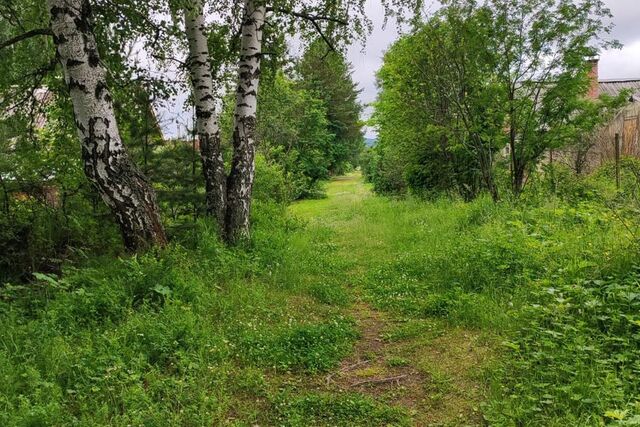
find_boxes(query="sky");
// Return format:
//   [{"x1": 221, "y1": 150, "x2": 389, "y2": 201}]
[{"x1": 159, "y1": 0, "x2": 640, "y2": 139}]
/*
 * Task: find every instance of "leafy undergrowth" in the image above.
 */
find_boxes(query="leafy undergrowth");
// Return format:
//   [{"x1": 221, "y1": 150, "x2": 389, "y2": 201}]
[
  {"x1": 486, "y1": 269, "x2": 640, "y2": 426},
  {"x1": 0, "y1": 201, "x2": 376, "y2": 426},
  {"x1": 327, "y1": 173, "x2": 639, "y2": 425},
  {"x1": 2, "y1": 172, "x2": 640, "y2": 426}
]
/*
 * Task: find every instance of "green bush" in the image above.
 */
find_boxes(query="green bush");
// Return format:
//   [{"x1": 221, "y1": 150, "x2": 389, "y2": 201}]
[
  {"x1": 253, "y1": 154, "x2": 290, "y2": 204},
  {"x1": 0, "y1": 197, "x2": 120, "y2": 283}
]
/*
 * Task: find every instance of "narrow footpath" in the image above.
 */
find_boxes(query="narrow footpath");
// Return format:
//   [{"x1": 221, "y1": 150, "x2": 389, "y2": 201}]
[{"x1": 288, "y1": 174, "x2": 494, "y2": 426}]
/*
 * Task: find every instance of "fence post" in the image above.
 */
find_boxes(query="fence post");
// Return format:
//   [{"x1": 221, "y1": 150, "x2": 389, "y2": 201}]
[{"x1": 615, "y1": 132, "x2": 621, "y2": 190}]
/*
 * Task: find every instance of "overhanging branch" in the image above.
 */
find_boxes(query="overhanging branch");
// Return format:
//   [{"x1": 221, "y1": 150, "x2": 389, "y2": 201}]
[
  {"x1": 267, "y1": 7, "x2": 347, "y2": 56},
  {"x1": 0, "y1": 28, "x2": 53, "y2": 51},
  {"x1": 267, "y1": 8, "x2": 348, "y2": 26}
]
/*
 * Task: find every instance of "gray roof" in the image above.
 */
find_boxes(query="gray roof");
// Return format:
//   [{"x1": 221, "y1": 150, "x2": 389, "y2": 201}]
[{"x1": 599, "y1": 79, "x2": 640, "y2": 101}]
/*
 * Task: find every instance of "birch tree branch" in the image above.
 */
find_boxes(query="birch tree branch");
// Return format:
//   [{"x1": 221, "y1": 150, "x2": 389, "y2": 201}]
[
  {"x1": 0, "y1": 28, "x2": 53, "y2": 51},
  {"x1": 267, "y1": 7, "x2": 348, "y2": 56},
  {"x1": 267, "y1": 8, "x2": 348, "y2": 26}
]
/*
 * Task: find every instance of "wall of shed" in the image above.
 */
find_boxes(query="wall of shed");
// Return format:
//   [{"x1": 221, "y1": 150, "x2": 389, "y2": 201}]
[{"x1": 553, "y1": 102, "x2": 640, "y2": 174}]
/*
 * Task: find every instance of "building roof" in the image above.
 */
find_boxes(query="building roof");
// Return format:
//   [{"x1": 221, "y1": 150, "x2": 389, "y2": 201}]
[{"x1": 599, "y1": 79, "x2": 640, "y2": 101}]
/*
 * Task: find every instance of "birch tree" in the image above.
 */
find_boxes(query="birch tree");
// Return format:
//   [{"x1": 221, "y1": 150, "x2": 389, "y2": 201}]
[
  {"x1": 47, "y1": 0, "x2": 167, "y2": 250},
  {"x1": 183, "y1": 1, "x2": 227, "y2": 230},
  {"x1": 179, "y1": 0, "x2": 266, "y2": 242},
  {"x1": 225, "y1": 0, "x2": 266, "y2": 243},
  {"x1": 225, "y1": 0, "x2": 368, "y2": 241},
  {"x1": 176, "y1": 0, "x2": 407, "y2": 242}
]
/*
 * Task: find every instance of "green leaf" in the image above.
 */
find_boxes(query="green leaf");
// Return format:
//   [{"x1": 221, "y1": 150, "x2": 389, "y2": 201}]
[
  {"x1": 605, "y1": 410, "x2": 628, "y2": 420},
  {"x1": 152, "y1": 284, "x2": 172, "y2": 296},
  {"x1": 33, "y1": 272, "x2": 60, "y2": 286}
]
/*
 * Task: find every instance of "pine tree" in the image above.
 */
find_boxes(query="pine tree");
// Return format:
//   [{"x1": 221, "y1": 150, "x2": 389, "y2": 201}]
[{"x1": 297, "y1": 40, "x2": 364, "y2": 174}]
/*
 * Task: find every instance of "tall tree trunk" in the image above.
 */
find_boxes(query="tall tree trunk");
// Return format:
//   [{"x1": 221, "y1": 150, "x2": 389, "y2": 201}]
[
  {"x1": 48, "y1": 0, "x2": 166, "y2": 251},
  {"x1": 184, "y1": 2, "x2": 226, "y2": 230},
  {"x1": 0, "y1": 174, "x2": 9, "y2": 215},
  {"x1": 475, "y1": 136, "x2": 499, "y2": 202},
  {"x1": 225, "y1": 0, "x2": 265, "y2": 243},
  {"x1": 508, "y1": 93, "x2": 524, "y2": 197}
]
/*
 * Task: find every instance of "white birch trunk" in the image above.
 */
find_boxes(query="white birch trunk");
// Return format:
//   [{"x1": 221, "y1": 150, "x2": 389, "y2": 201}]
[
  {"x1": 184, "y1": 1, "x2": 226, "y2": 229},
  {"x1": 48, "y1": 0, "x2": 167, "y2": 250},
  {"x1": 225, "y1": 0, "x2": 265, "y2": 243}
]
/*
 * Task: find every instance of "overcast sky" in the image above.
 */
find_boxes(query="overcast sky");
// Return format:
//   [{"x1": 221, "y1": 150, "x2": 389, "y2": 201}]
[{"x1": 159, "y1": 0, "x2": 640, "y2": 139}]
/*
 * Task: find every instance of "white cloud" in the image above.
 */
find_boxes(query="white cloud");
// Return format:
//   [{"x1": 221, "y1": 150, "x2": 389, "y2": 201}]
[{"x1": 600, "y1": 40, "x2": 640, "y2": 79}]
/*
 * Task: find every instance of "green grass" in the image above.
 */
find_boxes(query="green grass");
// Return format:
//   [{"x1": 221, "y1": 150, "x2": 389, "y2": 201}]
[
  {"x1": 295, "y1": 172, "x2": 640, "y2": 425},
  {"x1": 274, "y1": 392, "x2": 410, "y2": 426},
  {"x1": 0, "y1": 201, "x2": 365, "y2": 426},
  {"x1": 2, "y1": 172, "x2": 640, "y2": 425}
]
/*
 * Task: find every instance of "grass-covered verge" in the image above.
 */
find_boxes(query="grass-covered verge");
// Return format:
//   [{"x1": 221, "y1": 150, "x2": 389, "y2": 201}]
[
  {"x1": 0, "y1": 200, "x2": 405, "y2": 426},
  {"x1": 3, "y1": 168, "x2": 640, "y2": 426},
  {"x1": 346, "y1": 165, "x2": 640, "y2": 425}
]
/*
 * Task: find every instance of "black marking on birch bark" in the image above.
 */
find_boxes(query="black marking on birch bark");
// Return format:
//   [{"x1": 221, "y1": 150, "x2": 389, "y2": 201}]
[
  {"x1": 78, "y1": 0, "x2": 93, "y2": 30},
  {"x1": 68, "y1": 78, "x2": 88, "y2": 92},
  {"x1": 52, "y1": 34, "x2": 67, "y2": 45},
  {"x1": 50, "y1": 6, "x2": 70, "y2": 16},
  {"x1": 95, "y1": 81, "x2": 108, "y2": 99},
  {"x1": 242, "y1": 52, "x2": 262, "y2": 60},
  {"x1": 74, "y1": 17, "x2": 90, "y2": 33},
  {"x1": 66, "y1": 58, "x2": 84, "y2": 67},
  {"x1": 88, "y1": 51, "x2": 100, "y2": 67}
]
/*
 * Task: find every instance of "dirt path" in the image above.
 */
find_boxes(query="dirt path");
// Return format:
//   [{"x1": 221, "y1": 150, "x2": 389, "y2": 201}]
[
  {"x1": 290, "y1": 174, "x2": 495, "y2": 426},
  {"x1": 317, "y1": 301, "x2": 490, "y2": 426}
]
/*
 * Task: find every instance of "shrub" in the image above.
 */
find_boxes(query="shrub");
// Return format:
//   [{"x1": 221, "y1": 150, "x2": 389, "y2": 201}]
[
  {"x1": 253, "y1": 154, "x2": 290, "y2": 204},
  {"x1": 0, "y1": 198, "x2": 120, "y2": 283}
]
